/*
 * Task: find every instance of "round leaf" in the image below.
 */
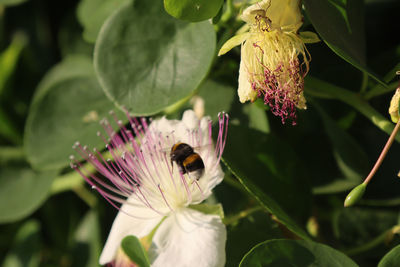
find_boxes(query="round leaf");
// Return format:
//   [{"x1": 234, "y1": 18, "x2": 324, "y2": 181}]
[
  {"x1": 240, "y1": 239, "x2": 358, "y2": 267},
  {"x1": 378, "y1": 244, "x2": 400, "y2": 267},
  {"x1": 164, "y1": 0, "x2": 223, "y2": 22},
  {"x1": 24, "y1": 56, "x2": 123, "y2": 170},
  {"x1": 77, "y1": 0, "x2": 132, "y2": 43},
  {"x1": 0, "y1": 164, "x2": 56, "y2": 223},
  {"x1": 226, "y1": 211, "x2": 283, "y2": 266},
  {"x1": 94, "y1": 0, "x2": 216, "y2": 115}
]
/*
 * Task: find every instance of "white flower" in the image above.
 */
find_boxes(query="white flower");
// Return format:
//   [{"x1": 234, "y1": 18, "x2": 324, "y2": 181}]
[
  {"x1": 71, "y1": 110, "x2": 229, "y2": 267},
  {"x1": 219, "y1": 0, "x2": 319, "y2": 124}
]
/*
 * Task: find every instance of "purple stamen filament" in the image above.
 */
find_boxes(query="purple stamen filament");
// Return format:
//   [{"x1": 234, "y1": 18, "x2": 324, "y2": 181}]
[{"x1": 71, "y1": 112, "x2": 229, "y2": 218}]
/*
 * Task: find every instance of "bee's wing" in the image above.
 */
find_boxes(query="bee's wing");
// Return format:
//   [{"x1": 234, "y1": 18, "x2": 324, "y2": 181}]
[{"x1": 192, "y1": 143, "x2": 213, "y2": 153}]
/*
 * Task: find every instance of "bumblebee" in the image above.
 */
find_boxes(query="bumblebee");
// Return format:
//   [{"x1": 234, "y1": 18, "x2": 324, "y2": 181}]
[{"x1": 170, "y1": 143, "x2": 205, "y2": 180}]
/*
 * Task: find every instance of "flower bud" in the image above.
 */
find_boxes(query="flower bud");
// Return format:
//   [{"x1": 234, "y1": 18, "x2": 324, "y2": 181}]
[
  {"x1": 344, "y1": 183, "x2": 367, "y2": 207},
  {"x1": 389, "y1": 88, "x2": 400, "y2": 123}
]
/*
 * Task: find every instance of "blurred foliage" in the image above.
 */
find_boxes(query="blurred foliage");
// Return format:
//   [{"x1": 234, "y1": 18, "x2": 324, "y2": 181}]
[{"x1": 0, "y1": 0, "x2": 400, "y2": 266}]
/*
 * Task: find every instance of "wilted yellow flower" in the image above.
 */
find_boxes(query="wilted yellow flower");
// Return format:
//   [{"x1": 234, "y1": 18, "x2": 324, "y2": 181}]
[
  {"x1": 389, "y1": 87, "x2": 400, "y2": 123},
  {"x1": 219, "y1": 0, "x2": 319, "y2": 124}
]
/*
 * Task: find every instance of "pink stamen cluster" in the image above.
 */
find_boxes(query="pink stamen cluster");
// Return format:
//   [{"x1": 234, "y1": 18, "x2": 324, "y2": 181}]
[
  {"x1": 70, "y1": 111, "x2": 229, "y2": 217},
  {"x1": 251, "y1": 57, "x2": 305, "y2": 125},
  {"x1": 109, "y1": 258, "x2": 136, "y2": 267}
]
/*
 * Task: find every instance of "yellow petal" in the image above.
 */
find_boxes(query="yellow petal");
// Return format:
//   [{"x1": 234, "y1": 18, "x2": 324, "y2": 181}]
[
  {"x1": 389, "y1": 88, "x2": 400, "y2": 123},
  {"x1": 241, "y1": 0, "x2": 271, "y2": 24},
  {"x1": 299, "y1": 31, "x2": 321, "y2": 44},
  {"x1": 238, "y1": 46, "x2": 257, "y2": 103},
  {"x1": 218, "y1": 32, "x2": 251, "y2": 56},
  {"x1": 266, "y1": 0, "x2": 302, "y2": 31}
]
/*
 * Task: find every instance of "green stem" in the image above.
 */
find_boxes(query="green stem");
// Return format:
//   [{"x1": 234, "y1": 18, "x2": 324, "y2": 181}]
[
  {"x1": 51, "y1": 167, "x2": 99, "y2": 207},
  {"x1": 344, "y1": 226, "x2": 400, "y2": 256},
  {"x1": 51, "y1": 149, "x2": 114, "y2": 194},
  {"x1": 359, "y1": 73, "x2": 368, "y2": 94},
  {"x1": 364, "y1": 81, "x2": 398, "y2": 100},
  {"x1": 73, "y1": 185, "x2": 97, "y2": 208},
  {"x1": 305, "y1": 76, "x2": 400, "y2": 142},
  {"x1": 220, "y1": 0, "x2": 233, "y2": 23},
  {"x1": 50, "y1": 171, "x2": 85, "y2": 195},
  {"x1": 223, "y1": 206, "x2": 263, "y2": 225},
  {"x1": 0, "y1": 146, "x2": 24, "y2": 161},
  {"x1": 360, "y1": 197, "x2": 400, "y2": 207},
  {"x1": 223, "y1": 173, "x2": 249, "y2": 196},
  {"x1": 363, "y1": 120, "x2": 400, "y2": 185}
]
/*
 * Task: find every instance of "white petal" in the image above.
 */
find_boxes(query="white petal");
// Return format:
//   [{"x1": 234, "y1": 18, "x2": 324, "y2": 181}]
[
  {"x1": 145, "y1": 110, "x2": 225, "y2": 206},
  {"x1": 191, "y1": 162, "x2": 224, "y2": 204},
  {"x1": 181, "y1": 109, "x2": 200, "y2": 130},
  {"x1": 99, "y1": 197, "x2": 164, "y2": 265},
  {"x1": 150, "y1": 208, "x2": 226, "y2": 267}
]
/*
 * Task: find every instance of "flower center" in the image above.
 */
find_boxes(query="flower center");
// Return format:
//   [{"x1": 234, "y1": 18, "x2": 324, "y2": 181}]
[
  {"x1": 71, "y1": 111, "x2": 229, "y2": 218},
  {"x1": 244, "y1": 27, "x2": 310, "y2": 125}
]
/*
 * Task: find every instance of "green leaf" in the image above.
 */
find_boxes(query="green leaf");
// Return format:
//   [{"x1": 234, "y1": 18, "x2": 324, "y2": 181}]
[
  {"x1": 189, "y1": 203, "x2": 224, "y2": 219},
  {"x1": 0, "y1": 163, "x2": 56, "y2": 223},
  {"x1": 226, "y1": 211, "x2": 283, "y2": 266},
  {"x1": 333, "y1": 207, "x2": 398, "y2": 250},
  {"x1": 2, "y1": 220, "x2": 41, "y2": 267},
  {"x1": 164, "y1": 0, "x2": 223, "y2": 22},
  {"x1": 364, "y1": 62, "x2": 400, "y2": 100},
  {"x1": 58, "y1": 15, "x2": 94, "y2": 57},
  {"x1": 0, "y1": 33, "x2": 27, "y2": 98},
  {"x1": 94, "y1": 0, "x2": 216, "y2": 116},
  {"x1": 378, "y1": 244, "x2": 400, "y2": 267},
  {"x1": 239, "y1": 239, "x2": 358, "y2": 267},
  {"x1": 303, "y1": 0, "x2": 386, "y2": 86},
  {"x1": 72, "y1": 211, "x2": 101, "y2": 267},
  {"x1": 312, "y1": 102, "x2": 368, "y2": 194},
  {"x1": 0, "y1": 106, "x2": 22, "y2": 145},
  {"x1": 242, "y1": 103, "x2": 270, "y2": 134},
  {"x1": 121, "y1": 235, "x2": 150, "y2": 267},
  {"x1": 0, "y1": 146, "x2": 24, "y2": 164},
  {"x1": 0, "y1": 0, "x2": 27, "y2": 6},
  {"x1": 77, "y1": 0, "x2": 132, "y2": 43},
  {"x1": 34, "y1": 55, "x2": 94, "y2": 99},
  {"x1": 24, "y1": 55, "x2": 123, "y2": 171},
  {"x1": 222, "y1": 125, "x2": 311, "y2": 240},
  {"x1": 197, "y1": 80, "x2": 235, "y2": 121}
]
